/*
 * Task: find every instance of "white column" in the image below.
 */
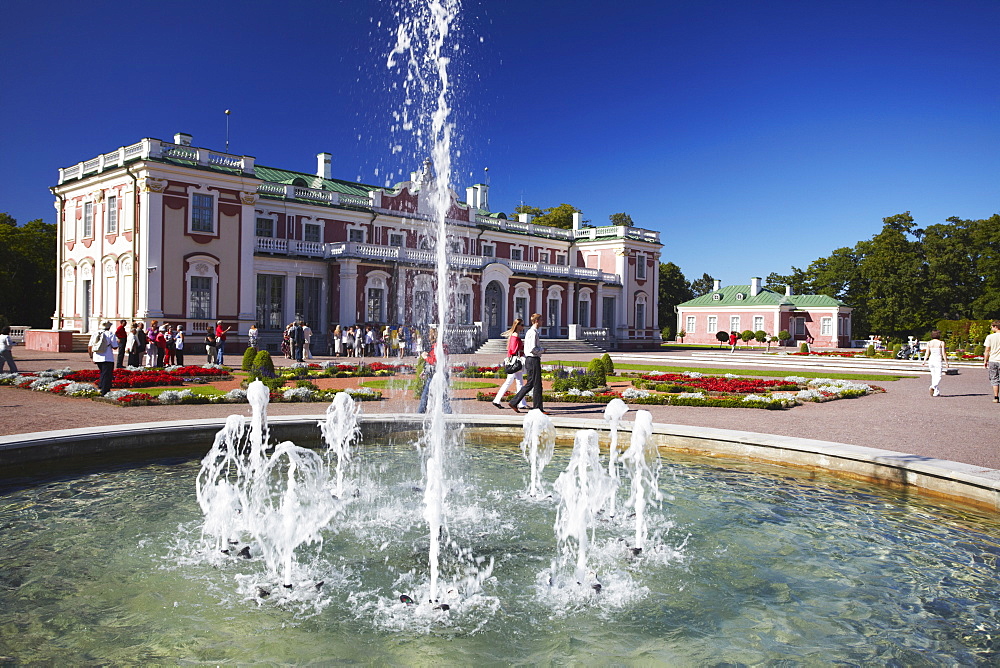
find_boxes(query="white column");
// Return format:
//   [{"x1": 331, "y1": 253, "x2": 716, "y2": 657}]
[
  {"x1": 285, "y1": 271, "x2": 298, "y2": 324},
  {"x1": 139, "y1": 184, "x2": 164, "y2": 319},
  {"x1": 595, "y1": 283, "x2": 604, "y2": 330},
  {"x1": 339, "y1": 260, "x2": 360, "y2": 325},
  {"x1": 534, "y1": 278, "x2": 543, "y2": 317},
  {"x1": 566, "y1": 282, "x2": 576, "y2": 325},
  {"x1": 238, "y1": 194, "x2": 258, "y2": 332}
]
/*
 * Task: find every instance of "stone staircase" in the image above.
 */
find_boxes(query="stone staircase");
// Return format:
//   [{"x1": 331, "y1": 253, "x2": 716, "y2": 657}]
[
  {"x1": 474, "y1": 337, "x2": 610, "y2": 357},
  {"x1": 71, "y1": 333, "x2": 92, "y2": 352}
]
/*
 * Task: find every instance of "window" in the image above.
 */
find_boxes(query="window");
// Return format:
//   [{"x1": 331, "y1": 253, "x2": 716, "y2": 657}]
[
  {"x1": 547, "y1": 298, "x2": 559, "y2": 328},
  {"x1": 367, "y1": 287, "x2": 384, "y2": 322},
  {"x1": 603, "y1": 297, "x2": 616, "y2": 330},
  {"x1": 712, "y1": 293, "x2": 722, "y2": 301},
  {"x1": 83, "y1": 202, "x2": 93, "y2": 237},
  {"x1": 481, "y1": 244, "x2": 494, "y2": 258},
  {"x1": 730, "y1": 316, "x2": 740, "y2": 332},
  {"x1": 735, "y1": 293, "x2": 744, "y2": 301},
  {"x1": 414, "y1": 290, "x2": 432, "y2": 326},
  {"x1": 707, "y1": 315, "x2": 717, "y2": 333},
  {"x1": 190, "y1": 276, "x2": 212, "y2": 319},
  {"x1": 555, "y1": 254, "x2": 566, "y2": 266},
  {"x1": 635, "y1": 302, "x2": 646, "y2": 330},
  {"x1": 296, "y1": 277, "x2": 321, "y2": 326},
  {"x1": 303, "y1": 223, "x2": 320, "y2": 243},
  {"x1": 511, "y1": 248, "x2": 522, "y2": 261},
  {"x1": 578, "y1": 300, "x2": 590, "y2": 327},
  {"x1": 256, "y1": 274, "x2": 284, "y2": 330},
  {"x1": 192, "y1": 193, "x2": 214, "y2": 233},
  {"x1": 389, "y1": 233, "x2": 404, "y2": 247},
  {"x1": 753, "y1": 316, "x2": 764, "y2": 332},
  {"x1": 821, "y1": 317, "x2": 833, "y2": 336},
  {"x1": 106, "y1": 195, "x2": 117, "y2": 234},
  {"x1": 349, "y1": 228, "x2": 365, "y2": 243},
  {"x1": 685, "y1": 315, "x2": 696, "y2": 333},
  {"x1": 449, "y1": 240, "x2": 462, "y2": 254},
  {"x1": 636, "y1": 254, "x2": 646, "y2": 279},
  {"x1": 539, "y1": 252, "x2": 549, "y2": 264},
  {"x1": 256, "y1": 217, "x2": 274, "y2": 237},
  {"x1": 515, "y1": 296, "x2": 528, "y2": 321}
]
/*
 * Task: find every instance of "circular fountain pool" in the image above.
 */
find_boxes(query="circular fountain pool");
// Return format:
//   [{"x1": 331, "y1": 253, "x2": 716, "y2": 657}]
[{"x1": 1, "y1": 434, "x2": 998, "y2": 664}]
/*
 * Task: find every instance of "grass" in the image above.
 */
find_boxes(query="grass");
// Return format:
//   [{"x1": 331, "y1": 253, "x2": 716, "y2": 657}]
[
  {"x1": 361, "y1": 378, "x2": 497, "y2": 391},
  {"x1": 142, "y1": 385, "x2": 226, "y2": 397},
  {"x1": 547, "y1": 360, "x2": 906, "y2": 382}
]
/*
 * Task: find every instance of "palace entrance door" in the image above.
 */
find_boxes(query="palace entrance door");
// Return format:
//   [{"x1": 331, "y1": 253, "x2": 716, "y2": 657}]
[{"x1": 484, "y1": 281, "x2": 504, "y2": 338}]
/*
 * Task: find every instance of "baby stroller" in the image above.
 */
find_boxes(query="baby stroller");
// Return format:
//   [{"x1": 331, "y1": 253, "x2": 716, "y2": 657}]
[{"x1": 896, "y1": 341, "x2": 920, "y2": 360}]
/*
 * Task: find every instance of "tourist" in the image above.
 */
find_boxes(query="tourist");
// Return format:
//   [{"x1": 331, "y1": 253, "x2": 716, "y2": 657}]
[
  {"x1": 114, "y1": 320, "x2": 128, "y2": 368},
  {"x1": 0, "y1": 326, "x2": 17, "y2": 373},
  {"x1": 493, "y1": 318, "x2": 528, "y2": 411},
  {"x1": 204, "y1": 330, "x2": 216, "y2": 364},
  {"x1": 331, "y1": 325, "x2": 341, "y2": 357},
  {"x1": 922, "y1": 330, "x2": 948, "y2": 397},
  {"x1": 88, "y1": 321, "x2": 118, "y2": 395},
  {"x1": 133, "y1": 321, "x2": 148, "y2": 367},
  {"x1": 281, "y1": 323, "x2": 292, "y2": 359},
  {"x1": 984, "y1": 320, "x2": 1000, "y2": 404},
  {"x1": 402, "y1": 324, "x2": 413, "y2": 357},
  {"x1": 382, "y1": 326, "x2": 391, "y2": 359},
  {"x1": 154, "y1": 326, "x2": 167, "y2": 367},
  {"x1": 174, "y1": 325, "x2": 186, "y2": 367},
  {"x1": 355, "y1": 326, "x2": 366, "y2": 358},
  {"x1": 291, "y1": 320, "x2": 305, "y2": 362},
  {"x1": 163, "y1": 324, "x2": 175, "y2": 366},
  {"x1": 214, "y1": 321, "x2": 231, "y2": 365},
  {"x1": 248, "y1": 323, "x2": 259, "y2": 351},
  {"x1": 303, "y1": 321, "x2": 313, "y2": 359},
  {"x1": 344, "y1": 326, "x2": 354, "y2": 358},
  {"x1": 729, "y1": 331, "x2": 738, "y2": 353},
  {"x1": 125, "y1": 323, "x2": 141, "y2": 368},
  {"x1": 145, "y1": 320, "x2": 159, "y2": 366},
  {"x1": 509, "y1": 312, "x2": 546, "y2": 414}
]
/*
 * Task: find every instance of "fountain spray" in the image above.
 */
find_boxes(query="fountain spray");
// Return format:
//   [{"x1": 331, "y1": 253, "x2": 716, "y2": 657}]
[
  {"x1": 602, "y1": 398, "x2": 629, "y2": 516},
  {"x1": 520, "y1": 409, "x2": 556, "y2": 497},
  {"x1": 621, "y1": 410, "x2": 661, "y2": 553}
]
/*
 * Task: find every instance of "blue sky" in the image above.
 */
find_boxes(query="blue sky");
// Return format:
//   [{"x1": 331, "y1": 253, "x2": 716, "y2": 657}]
[{"x1": 2, "y1": 0, "x2": 997, "y2": 288}]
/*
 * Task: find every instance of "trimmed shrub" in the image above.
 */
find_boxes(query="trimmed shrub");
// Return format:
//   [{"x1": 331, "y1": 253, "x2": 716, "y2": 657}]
[
  {"x1": 777, "y1": 330, "x2": 791, "y2": 343},
  {"x1": 586, "y1": 358, "x2": 607, "y2": 386},
  {"x1": 865, "y1": 344, "x2": 876, "y2": 357},
  {"x1": 741, "y1": 330, "x2": 755, "y2": 347},
  {"x1": 799, "y1": 342, "x2": 810, "y2": 354},
  {"x1": 600, "y1": 353, "x2": 614, "y2": 376},
  {"x1": 249, "y1": 350, "x2": 276, "y2": 379},
  {"x1": 241, "y1": 347, "x2": 257, "y2": 372},
  {"x1": 295, "y1": 379, "x2": 319, "y2": 391},
  {"x1": 755, "y1": 330, "x2": 767, "y2": 344},
  {"x1": 716, "y1": 331, "x2": 729, "y2": 347}
]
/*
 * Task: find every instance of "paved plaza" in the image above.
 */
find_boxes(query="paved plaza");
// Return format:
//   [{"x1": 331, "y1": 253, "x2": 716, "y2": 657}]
[{"x1": 1, "y1": 347, "x2": 998, "y2": 470}]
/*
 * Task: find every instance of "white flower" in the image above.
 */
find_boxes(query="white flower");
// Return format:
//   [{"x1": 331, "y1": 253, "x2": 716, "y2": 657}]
[
  {"x1": 723, "y1": 373, "x2": 739, "y2": 379},
  {"x1": 783, "y1": 376, "x2": 808, "y2": 383},
  {"x1": 346, "y1": 387, "x2": 379, "y2": 397},
  {"x1": 283, "y1": 387, "x2": 315, "y2": 401},
  {"x1": 224, "y1": 388, "x2": 248, "y2": 403},
  {"x1": 290, "y1": 362, "x2": 311, "y2": 370},
  {"x1": 63, "y1": 382, "x2": 100, "y2": 397},
  {"x1": 158, "y1": 389, "x2": 194, "y2": 405},
  {"x1": 623, "y1": 387, "x2": 651, "y2": 399},
  {"x1": 105, "y1": 389, "x2": 139, "y2": 400},
  {"x1": 682, "y1": 371, "x2": 703, "y2": 378},
  {"x1": 676, "y1": 392, "x2": 705, "y2": 399}
]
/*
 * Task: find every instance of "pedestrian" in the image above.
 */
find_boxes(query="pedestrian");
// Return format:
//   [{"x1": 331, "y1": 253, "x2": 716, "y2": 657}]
[
  {"x1": 344, "y1": 326, "x2": 354, "y2": 358},
  {"x1": 125, "y1": 323, "x2": 141, "y2": 368},
  {"x1": 215, "y1": 320, "x2": 231, "y2": 365},
  {"x1": 493, "y1": 318, "x2": 528, "y2": 410},
  {"x1": 355, "y1": 326, "x2": 365, "y2": 358},
  {"x1": 204, "y1": 330, "x2": 216, "y2": 364},
  {"x1": 922, "y1": 330, "x2": 949, "y2": 397},
  {"x1": 114, "y1": 319, "x2": 128, "y2": 368},
  {"x1": 163, "y1": 324, "x2": 175, "y2": 366},
  {"x1": 281, "y1": 324, "x2": 292, "y2": 359},
  {"x1": 145, "y1": 320, "x2": 159, "y2": 367},
  {"x1": 984, "y1": 320, "x2": 1000, "y2": 404},
  {"x1": 302, "y1": 321, "x2": 313, "y2": 359},
  {"x1": 331, "y1": 325, "x2": 341, "y2": 357},
  {"x1": 174, "y1": 325, "x2": 186, "y2": 366},
  {"x1": 291, "y1": 320, "x2": 305, "y2": 362},
  {"x1": 248, "y1": 323, "x2": 259, "y2": 351},
  {"x1": 729, "y1": 331, "x2": 738, "y2": 353},
  {"x1": 509, "y1": 312, "x2": 546, "y2": 414},
  {"x1": 0, "y1": 326, "x2": 17, "y2": 373},
  {"x1": 133, "y1": 322, "x2": 148, "y2": 367},
  {"x1": 154, "y1": 326, "x2": 167, "y2": 367},
  {"x1": 88, "y1": 320, "x2": 118, "y2": 395}
]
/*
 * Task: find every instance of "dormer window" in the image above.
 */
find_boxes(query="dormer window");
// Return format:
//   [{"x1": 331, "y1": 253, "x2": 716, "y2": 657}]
[
  {"x1": 712, "y1": 293, "x2": 722, "y2": 301},
  {"x1": 736, "y1": 293, "x2": 745, "y2": 301}
]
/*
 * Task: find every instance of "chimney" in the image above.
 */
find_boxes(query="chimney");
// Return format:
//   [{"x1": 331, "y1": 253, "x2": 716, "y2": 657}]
[
  {"x1": 713, "y1": 279, "x2": 721, "y2": 292},
  {"x1": 317, "y1": 152, "x2": 331, "y2": 179},
  {"x1": 750, "y1": 276, "x2": 761, "y2": 297},
  {"x1": 174, "y1": 132, "x2": 192, "y2": 146},
  {"x1": 476, "y1": 183, "x2": 489, "y2": 211},
  {"x1": 572, "y1": 211, "x2": 583, "y2": 230},
  {"x1": 518, "y1": 212, "x2": 534, "y2": 224},
  {"x1": 785, "y1": 284, "x2": 793, "y2": 297}
]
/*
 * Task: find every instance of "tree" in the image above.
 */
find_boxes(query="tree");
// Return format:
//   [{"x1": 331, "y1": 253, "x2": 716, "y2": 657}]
[
  {"x1": 764, "y1": 268, "x2": 810, "y2": 295},
  {"x1": 0, "y1": 213, "x2": 57, "y2": 328},
  {"x1": 511, "y1": 204, "x2": 543, "y2": 219},
  {"x1": 609, "y1": 212, "x2": 634, "y2": 226},
  {"x1": 689, "y1": 273, "x2": 716, "y2": 297},
  {"x1": 858, "y1": 212, "x2": 928, "y2": 337},
  {"x1": 658, "y1": 262, "x2": 693, "y2": 333},
  {"x1": 970, "y1": 214, "x2": 1000, "y2": 319},
  {"x1": 532, "y1": 203, "x2": 580, "y2": 229}
]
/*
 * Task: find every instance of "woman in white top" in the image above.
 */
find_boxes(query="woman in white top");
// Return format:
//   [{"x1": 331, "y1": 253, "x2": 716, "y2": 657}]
[
  {"x1": 923, "y1": 329, "x2": 949, "y2": 397},
  {"x1": 0, "y1": 326, "x2": 17, "y2": 373},
  {"x1": 492, "y1": 319, "x2": 529, "y2": 410}
]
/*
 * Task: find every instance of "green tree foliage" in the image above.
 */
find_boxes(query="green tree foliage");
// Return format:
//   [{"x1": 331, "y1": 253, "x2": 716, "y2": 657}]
[
  {"x1": 764, "y1": 268, "x2": 810, "y2": 295},
  {"x1": 658, "y1": 262, "x2": 693, "y2": 331},
  {"x1": 689, "y1": 273, "x2": 716, "y2": 297},
  {"x1": 609, "y1": 212, "x2": 634, "y2": 226},
  {"x1": 858, "y1": 213, "x2": 927, "y2": 337},
  {"x1": 0, "y1": 213, "x2": 57, "y2": 327},
  {"x1": 514, "y1": 203, "x2": 580, "y2": 229}
]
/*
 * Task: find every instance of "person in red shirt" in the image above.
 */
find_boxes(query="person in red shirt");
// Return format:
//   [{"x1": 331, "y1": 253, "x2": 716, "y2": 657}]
[
  {"x1": 214, "y1": 320, "x2": 231, "y2": 365},
  {"x1": 728, "y1": 331, "x2": 738, "y2": 353},
  {"x1": 114, "y1": 320, "x2": 128, "y2": 368}
]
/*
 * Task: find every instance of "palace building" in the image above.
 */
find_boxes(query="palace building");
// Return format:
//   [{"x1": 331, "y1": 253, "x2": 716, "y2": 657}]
[{"x1": 42, "y1": 133, "x2": 662, "y2": 352}]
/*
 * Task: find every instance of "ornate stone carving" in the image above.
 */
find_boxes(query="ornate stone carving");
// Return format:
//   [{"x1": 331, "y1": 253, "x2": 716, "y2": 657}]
[
  {"x1": 64, "y1": 266, "x2": 75, "y2": 281},
  {"x1": 240, "y1": 191, "x2": 258, "y2": 205},
  {"x1": 194, "y1": 262, "x2": 211, "y2": 276},
  {"x1": 120, "y1": 257, "x2": 133, "y2": 274},
  {"x1": 140, "y1": 177, "x2": 167, "y2": 193},
  {"x1": 81, "y1": 264, "x2": 93, "y2": 280},
  {"x1": 93, "y1": 190, "x2": 105, "y2": 203}
]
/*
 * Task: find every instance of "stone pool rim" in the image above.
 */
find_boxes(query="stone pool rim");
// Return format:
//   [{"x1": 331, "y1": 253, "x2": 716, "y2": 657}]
[{"x1": 1, "y1": 413, "x2": 997, "y2": 513}]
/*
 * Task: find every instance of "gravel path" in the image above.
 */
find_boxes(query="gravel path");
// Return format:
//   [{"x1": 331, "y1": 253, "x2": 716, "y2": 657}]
[{"x1": 2, "y1": 348, "x2": 997, "y2": 470}]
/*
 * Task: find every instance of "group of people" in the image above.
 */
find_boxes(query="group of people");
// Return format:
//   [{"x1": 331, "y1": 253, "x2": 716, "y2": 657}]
[
  {"x1": 489, "y1": 313, "x2": 547, "y2": 415},
  {"x1": 279, "y1": 321, "x2": 314, "y2": 362},
  {"x1": 327, "y1": 324, "x2": 423, "y2": 360}
]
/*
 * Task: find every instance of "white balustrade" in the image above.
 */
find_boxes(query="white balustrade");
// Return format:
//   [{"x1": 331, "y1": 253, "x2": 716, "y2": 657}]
[
  {"x1": 123, "y1": 142, "x2": 144, "y2": 159},
  {"x1": 256, "y1": 237, "x2": 288, "y2": 253},
  {"x1": 257, "y1": 182, "x2": 285, "y2": 196}
]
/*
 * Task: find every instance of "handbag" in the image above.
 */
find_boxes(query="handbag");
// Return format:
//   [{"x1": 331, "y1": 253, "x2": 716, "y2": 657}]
[{"x1": 503, "y1": 355, "x2": 523, "y2": 374}]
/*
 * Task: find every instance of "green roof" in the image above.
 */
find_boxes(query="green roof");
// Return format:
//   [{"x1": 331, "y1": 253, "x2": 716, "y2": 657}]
[
  {"x1": 678, "y1": 286, "x2": 847, "y2": 309},
  {"x1": 253, "y1": 165, "x2": 377, "y2": 198}
]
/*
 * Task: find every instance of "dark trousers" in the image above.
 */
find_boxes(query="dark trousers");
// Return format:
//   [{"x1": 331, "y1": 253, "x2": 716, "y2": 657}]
[
  {"x1": 116, "y1": 344, "x2": 127, "y2": 368},
  {"x1": 510, "y1": 355, "x2": 543, "y2": 410},
  {"x1": 175, "y1": 349, "x2": 185, "y2": 366},
  {"x1": 96, "y1": 361, "x2": 115, "y2": 395}
]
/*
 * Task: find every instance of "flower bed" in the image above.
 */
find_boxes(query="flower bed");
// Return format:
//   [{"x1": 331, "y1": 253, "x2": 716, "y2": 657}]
[
  {"x1": 96, "y1": 386, "x2": 383, "y2": 407},
  {"x1": 634, "y1": 372, "x2": 799, "y2": 394}
]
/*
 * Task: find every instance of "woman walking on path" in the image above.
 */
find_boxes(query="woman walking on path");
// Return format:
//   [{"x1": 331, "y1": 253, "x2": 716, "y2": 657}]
[
  {"x1": 923, "y1": 330, "x2": 949, "y2": 397},
  {"x1": 0, "y1": 326, "x2": 17, "y2": 372},
  {"x1": 509, "y1": 313, "x2": 546, "y2": 414},
  {"x1": 492, "y1": 318, "x2": 528, "y2": 410}
]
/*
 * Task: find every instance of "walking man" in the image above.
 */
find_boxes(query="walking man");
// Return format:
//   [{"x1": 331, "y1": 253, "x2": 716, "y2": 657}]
[
  {"x1": 89, "y1": 321, "x2": 118, "y2": 395},
  {"x1": 115, "y1": 320, "x2": 128, "y2": 368},
  {"x1": 984, "y1": 320, "x2": 1000, "y2": 404},
  {"x1": 509, "y1": 312, "x2": 546, "y2": 414}
]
